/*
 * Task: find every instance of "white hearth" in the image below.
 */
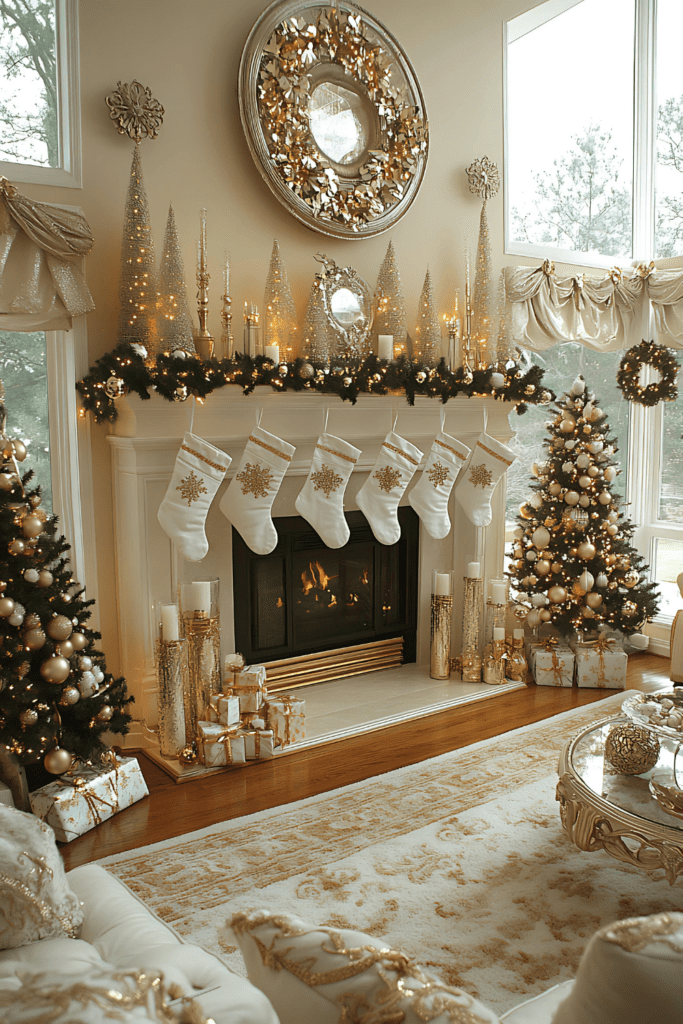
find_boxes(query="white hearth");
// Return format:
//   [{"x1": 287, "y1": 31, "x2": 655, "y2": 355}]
[{"x1": 108, "y1": 389, "x2": 518, "y2": 754}]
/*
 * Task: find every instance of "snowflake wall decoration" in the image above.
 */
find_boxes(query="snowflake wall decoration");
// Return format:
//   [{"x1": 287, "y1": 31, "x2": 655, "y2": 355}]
[
  {"x1": 468, "y1": 463, "x2": 493, "y2": 488},
  {"x1": 237, "y1": 462, "x2": 272, "y2": 498},
  {"x1": 105, "y1": 80, "x2": 164, "y2": 142},
  {"x1": 466, "y1": 156, "x2": 500, "y2": 201},
  {"x1": 311, "y1": 464, "x2": 343, "y2": 498},
  {"x1": 374, "y1": 465, "x2": 402, "y2": 492},
  {"x1": 177, "y1": 471, "x2": 207, "y2": 506},
  {"x1": 427, "y1": 461, "x2": 450, "y2": 489}
]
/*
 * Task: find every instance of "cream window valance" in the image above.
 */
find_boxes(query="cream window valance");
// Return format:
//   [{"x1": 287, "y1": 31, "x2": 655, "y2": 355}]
[
  {"x1": 0, "y1": 177, "x2": 95, "y2": 333},
  {"x1": 504, "y1": 261, "x2": 683, "y2": 352}
]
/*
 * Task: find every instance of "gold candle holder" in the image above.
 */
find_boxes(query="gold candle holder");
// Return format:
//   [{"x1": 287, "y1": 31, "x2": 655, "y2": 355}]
[
  {"x1": 156, "y1": 637, "x2": 188, "y2": 757},
  {"x1": 430, "y1": 570, "x2": 453, "y2": 680},
  {"x1": 483, "y1": 628, "x2": 507, "y2": 685},
  {"x1": 179, "y1": 579, "x2": 221, "y2": 742},
  {"x1": 461, "y1": 566, "x2": 483, "y2": 682},
  {"x1": 195, "y1": 207, "x2": 214, "y2": 361}
]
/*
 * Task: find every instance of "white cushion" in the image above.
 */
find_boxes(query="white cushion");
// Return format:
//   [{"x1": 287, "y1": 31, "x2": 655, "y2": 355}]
[
  {"x1": 0, "y1": 804, "x2": 83, "y2": 950},
  {"x1": 500, "y1": 981, "x2": 574, "y2": 1023},
  {"x1": 552, "y1": 912, "x2": 683, "y2": 1024},
  {"x1": 229, "y1": 908, "x2": 501, "y2": 1024}
]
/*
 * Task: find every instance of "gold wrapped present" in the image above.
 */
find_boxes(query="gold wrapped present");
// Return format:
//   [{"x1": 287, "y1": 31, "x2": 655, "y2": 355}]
[
  {"x1": 197, "y1": 721, "x2": 246, "y2": 766},
  {"x1": 243, "y1": 728, "x2": 276, "y2": 760},
  {"x1": 570, "y1": 636, "x2": 628, "y2": 689},
  {"x1": 29, "y1": 755, "x2": 148, "y2": 843},
  {"x1": 528, "y1": 638, "x2": 575, "y2": 687},
  {"x1": 233, "y1": 664, "x2": 267, "y2": 712},
  {"x1": 208, "y1": 693, "x2": 240, "y2": 727},
  {"x1": 265, "y1": 694, "x2": 305, "y2": 748}
]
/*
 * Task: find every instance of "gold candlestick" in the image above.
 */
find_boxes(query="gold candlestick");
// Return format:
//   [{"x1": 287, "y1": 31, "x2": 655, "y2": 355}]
[
  {"x1": 195, "y1": 207, "x2": 214, "y2": 360},
  {"x1": 244, "y1": 302, "x2": 261, "y2": 357},
  {"x1": 444, "y1": 293, "x2": 461, "y2": 370},
  {"x1": 219, "y1": 253, "x2": 233, "y2": 359},
  {"x1": 430, "y1": 595, "x2": 453, "y2": 679}
]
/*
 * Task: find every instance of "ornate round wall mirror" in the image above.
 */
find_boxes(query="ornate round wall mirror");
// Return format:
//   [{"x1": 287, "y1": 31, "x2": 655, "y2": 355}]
[{"x1": 238, "y1": 0, "x2": 429, "y2": 239}]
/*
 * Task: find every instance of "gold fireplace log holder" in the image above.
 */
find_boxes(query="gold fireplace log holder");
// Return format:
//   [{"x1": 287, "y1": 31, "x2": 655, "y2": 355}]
[{"x1": 264, "y1": 637, "x2": 404, "y2": 691}]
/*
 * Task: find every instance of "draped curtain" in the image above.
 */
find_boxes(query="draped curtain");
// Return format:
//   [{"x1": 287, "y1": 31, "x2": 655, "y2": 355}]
[
  {"x1": 0, "y1": 177, "x2": 95, "y2": 333},
  {"x1": 504, "y1": 260, "x2": 683, "y2": 352}
]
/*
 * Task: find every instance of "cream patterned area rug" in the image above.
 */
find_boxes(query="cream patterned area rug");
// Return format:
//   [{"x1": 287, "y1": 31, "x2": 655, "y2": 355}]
[{"x1": 100, "y1": 695, "x2": 683, "y2": 1018}]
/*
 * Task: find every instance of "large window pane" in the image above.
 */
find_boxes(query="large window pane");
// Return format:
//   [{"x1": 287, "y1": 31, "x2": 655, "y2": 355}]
[
  {"x1": 651, "y1": 538, "x2": 683, "y2": 618},
  {"x1": 506, "y1": 345, "x2": 629, "y2": 524},
  {"x1": 0, "y1": 331, "x2": 52, "y2": 508},
  {"x1": 0, "y1": 0, "x2": 58, "y2": 167},
  {"x1": 506, "y1": 0, "x2": 634, "y2": 261},
  {"x1": 655, "y1": 0, "x2": 683, "y2": 258},
  {"x1": 659, "y1": 400, "x2": 683, "y2": 523}
]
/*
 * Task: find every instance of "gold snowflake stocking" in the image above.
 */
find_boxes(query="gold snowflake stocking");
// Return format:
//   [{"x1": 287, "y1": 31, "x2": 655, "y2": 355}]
[
  {"x1": 408, "y1": 432, "x2": 471, "y2": 540},
  {"x1": 295, "y1": 433, "x2": 362, "y2": 549},
  {"x1": 157, "y1": 431, "x2": 232, "y2": 561},
  {"x1": 454, "y1": 431, "x2": 516, "y2": 527},
  {"x1": 219, "y1": 426, "x2": 296, "y2": 555},
  {"x1": 356, "y1": 431, "x2": 423, "y2": 545}
]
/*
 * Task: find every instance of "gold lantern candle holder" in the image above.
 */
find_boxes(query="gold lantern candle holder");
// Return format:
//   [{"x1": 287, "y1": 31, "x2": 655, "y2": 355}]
[
  {"x1": 179, "y1": 578, "x2": 221, "y2": 743},
  {"x1": 461, "y1": 561, "x2": 483, "y2": 682},
  {"x1": 155, "y1": 602, "x2": 188, "y2": 758},
  {"x1": 430, "y1": 570, "x2": 453, "y2": 680}
]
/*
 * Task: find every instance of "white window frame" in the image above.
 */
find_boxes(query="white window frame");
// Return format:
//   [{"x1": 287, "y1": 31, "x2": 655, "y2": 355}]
[{"x1": 0, "y1": 0, "x2": 82, "y2": 188}]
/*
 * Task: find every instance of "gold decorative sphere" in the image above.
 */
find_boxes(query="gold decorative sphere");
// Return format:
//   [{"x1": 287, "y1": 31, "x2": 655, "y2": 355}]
[
  {"x1": 44, "y1": 747, "x2": 73, "y2": 775},
  {"x1": 23, "y1": 628, "x2": 46, "y2": 651},
  {"x1": 577, "y1": 541, "x2": 596, "y2": 560},
  {"x1": 58, "y1": 639, "x2": 74, "y2": 658},
  {"x1": 70, "y1": 632, "x2": 89, "y2": 651},
  {"x1": 60, "y1": 685, "x2": 80, "y2": 705},
  {"x1": 605, "y1": 724, "x2": 660, "y2": 775},
  {"x1": 0, "y1": 597, "x2": 15, "y2": 618},
  {"x1": 585, "y1": 592, "x2": 603, "y2": 609},
  {"x1": 179, "y1": 744, "x2": 198, "y2": 765},
  {"x1": 12, "y1": 439, "x2": 27, "y2": 462},
  {"x1": 21, "y1": 514, "x2": 44, "y2": 538},
  {"x1": 8, "y1": 539, "x2": 25, "y2": 555},
  {"x1": 46, "y1": 615, "x2": 73, "y2": 641},
  {"x1": 40, "y1": 655, "x2": 71, "y2": 684},
  {"x1": 37, "y1": 570, "x2": 53, "y2": 588},
  {"x1": 548, "y1": 585, "x2": 568, "y2": 603},
  {"x1": 535, "y1": 559, "x2": 551, "y2": 576},
  {"x1": 19, "y1": 707, "x2": 39, "y2": 727},
  {"x1": 96, "y1": 704, "x2": 114, "y2": 722}
]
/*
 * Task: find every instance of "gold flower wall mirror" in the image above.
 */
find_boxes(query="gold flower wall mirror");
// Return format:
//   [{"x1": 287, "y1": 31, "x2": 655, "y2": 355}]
[{"x1": 238, "y1": 0, "x2": 429, "y2": 238}]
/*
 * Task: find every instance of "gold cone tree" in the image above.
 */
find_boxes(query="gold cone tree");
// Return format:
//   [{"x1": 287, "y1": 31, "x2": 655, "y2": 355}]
[
  {"x1": 373, "y1": 241, "x2": 407, "y2": 357},
  {"x1": 413, "y1": 268, "x2": 441, "y2": 364},
  {"x1": 471, "y1": 201, "x2": 494, "y2": 367},
  {"x1": 301, "y1": 277, "x2": 333, "y2": 362},
  {"x1": 156, "y1": 203, "x2": 196, "y2": 355},
  {"x1": 118, "y1": 145, "x2": 158, "y2": 351},
  {"x1": 263, "y1": 240, "x2": 298, "y2": 359}
]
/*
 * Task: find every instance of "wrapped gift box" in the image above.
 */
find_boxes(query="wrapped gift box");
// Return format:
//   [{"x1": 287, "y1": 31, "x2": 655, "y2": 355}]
[
  {"x1": 241, "y1": 712, "x2": 266, "y2": 729},
  {"x1": 29, "y1": 755, "x2": 148, "y2": 843},
  {"x1": 197, "y1": 721, "x2": 246, "y2": 767},
  {"x1": 233, "y1": 665, "x2": 267, "y2": 712},
  {"x1": 530, "y1": 641, "x2": 575, "y2": 687},
  {"x1": 570, "y1": 637, "x2": 628, "y2": 689},
  {"x1": 208, "y1": 693, "x2": 240, "y2": 727},
  {"x1": 243, "y1": 728, "x2": 276, "y2": 760},
  {"x1": 266, "y1": 694, "x2": 305, "y2": 748}
]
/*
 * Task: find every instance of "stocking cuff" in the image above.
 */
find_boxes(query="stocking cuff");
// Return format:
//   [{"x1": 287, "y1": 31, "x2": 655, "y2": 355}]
[
  {"x1": 432, "y1": 432, "x2": 470, "y2": 467},
  {"x1": 472, "y1": 432, "x2": 515, "y2": 468},
  {"x1": 315, "y1": 433, "x2": 362, "y2": 467},
  {"x1": 246, "y1": 425, "x2": 296, "y2": 469},
  {"x1": 381, "y1": 431, "x2": 423, "y2": 470},
  {"x1": 181, "y1": 431, "x2": 232, "y2": 478}
]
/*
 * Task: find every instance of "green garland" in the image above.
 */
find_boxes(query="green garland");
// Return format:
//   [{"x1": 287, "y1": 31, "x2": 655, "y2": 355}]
[
  {"x1": 616, "y1": 339, "x2": 680, "y2": 406},
  {"x1": 75, "y1": 344, "x2": 556, "y2": 425}
]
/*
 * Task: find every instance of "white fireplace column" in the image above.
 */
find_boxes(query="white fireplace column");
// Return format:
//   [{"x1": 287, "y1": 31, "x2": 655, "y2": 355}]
[{"x1": 108, "y1": 390, "x2": 514, "y2": 751}]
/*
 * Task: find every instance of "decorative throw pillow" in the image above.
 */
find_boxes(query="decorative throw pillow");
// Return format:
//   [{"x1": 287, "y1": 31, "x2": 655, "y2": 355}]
[
  {"x1": 0, "y1": 803, "x2": 83, "y2": 950},
  {"x1": 0, "y1": 964, "x2": 213, "y2": 1023},
  {"x1": 552, "y1": 911, "x2": 683, "y2": 1024},
  {"x1": 228, "y1": 908, "x2": 501, "y2": 1024}
]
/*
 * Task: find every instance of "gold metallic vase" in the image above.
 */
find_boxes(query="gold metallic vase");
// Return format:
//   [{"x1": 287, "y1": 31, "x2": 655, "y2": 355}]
[
  {"x1": 183, "y1": 614, "x2": 220, "y2": 742},
  {"x1": 156, "y1": 638, "x2": 188, "y2": 757},
  {"x1": 461, "y1": 575, "x2": 484, "y2": 682},
  {"x1": 430, "y1": 594, "x2": 453, "y2": 679}
]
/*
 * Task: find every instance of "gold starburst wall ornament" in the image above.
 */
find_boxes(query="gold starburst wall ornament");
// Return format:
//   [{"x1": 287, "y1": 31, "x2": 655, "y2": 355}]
[
  {"x1": 311, "y1": 464, "x2": 343, "y2": 498},
  {"x1": 105, "y1": 81, "x2": 164, "y2": 142},
  {"x1": 468, "y1": 463, "x2": 493, "y2": 489},
  {"x1": 466, "y1": 156, "x2": 500, "y2": 201},
  {"x1": 427, "y1": 462, "x2": 450, "y2": 489},
  {"x1": 236, "y1": 463, "x2": 272, "y2": 499},
  {"x1": 177, "y1": 471, "x2": 207, "y2": 506},
  {"x1": 375, "y1": 466, "x2": 402, "y2": 492}
]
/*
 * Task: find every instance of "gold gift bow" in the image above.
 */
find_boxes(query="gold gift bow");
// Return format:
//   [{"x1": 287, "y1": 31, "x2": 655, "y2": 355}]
[
  {"x1": 528, "y1": 637, "x2": 567, "y2": 686},
  {"x1": 206, "y1": 726, "x2": 241, "y2": 763},
  {"x1": 51, "y1": 769, "x2": 120, "y2": 835},
  {"x1": 269, "y1": 696, "x2": 302, "y2": 747},
  {"x1": 576, "y1": 637, "x2": 618, "y2": 687}
]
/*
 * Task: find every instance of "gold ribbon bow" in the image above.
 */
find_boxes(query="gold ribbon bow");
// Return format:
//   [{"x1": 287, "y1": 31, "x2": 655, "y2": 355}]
[
  {"x1": 272, "y1": 695, "x2": 300, "y2": 746},
  {"x1": 636, "y1": 260, "x2": 655, "y2": 279},
  {"x1": 578, "y1": 637, "x2": 616, "y2": 686},
  {"x1": 214, "y1": 726, "x2": 241, "y2": 762},
  {"x1": 542, "y1": 258, "x2": 555, "y2": 277},
  {"x1": 55, "y1": 769, "x2": 119, "y2": 831}
]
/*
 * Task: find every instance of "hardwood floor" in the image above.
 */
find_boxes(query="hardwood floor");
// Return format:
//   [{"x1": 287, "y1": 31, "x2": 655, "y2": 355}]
[{"x1": 60, "y1": 652, "x2": 671, "y2": 870}]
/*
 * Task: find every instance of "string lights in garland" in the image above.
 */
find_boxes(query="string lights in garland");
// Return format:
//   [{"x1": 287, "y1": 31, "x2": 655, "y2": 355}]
[
  {"x1": 75, "y1": 344, "x2": 555, "y2": 425},
  {"x1": 616, "y1": 339, "x2": 680, "y2": 406}
]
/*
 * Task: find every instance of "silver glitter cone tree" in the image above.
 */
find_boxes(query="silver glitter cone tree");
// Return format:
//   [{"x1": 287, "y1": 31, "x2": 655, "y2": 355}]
[
  {"x1": 471, "y1": 201, "x2": 494, "y2": 367},
  {"x1": 413, "y1": 269, "x2": 441, "y2": 364},
  {"x1": 118, "y1": 145, "x2": 158, "y2": 351},
  {"x1": 156, "y1": 204, "x2": 196, "y2": 355},
  {"x1": 373, "y1": 241, "x2": 408, "y2": 357},
  {"x1": 302, "y1": 277, "x2": 333, "y2": 362},
  {"x1": 263, "y1": 240, "x2": 298, "y2": 359}
]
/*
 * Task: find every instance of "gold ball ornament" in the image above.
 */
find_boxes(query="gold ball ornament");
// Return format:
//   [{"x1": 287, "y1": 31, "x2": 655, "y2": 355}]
[
  {"x1": 598, "y1": 491, "x2": 612, "y2": 505},
  {"x1": 539, "y1": 609, "x2": 552, "y2": 621},
  {"x1": 12, "y1": 439, "x2": 27, "y2": 462},
  {"x1": 60, "y1": 685, "x2": 80, "y2": 705},
  {"x1": 96, "y1": 705, "x2": 114, "y2": 722},
  {"x1": 564, "y1": 491, "x2": 580, "y2": 505},
  {"x1": 21, "y1": 515, "x2": 44, "y2": 538},
  {"x1": 40, "y1": 655, "x2": 71, "y2": 684},
  {"x1": 29, "y1": 494, "x2": 41, "y2": 508},
  {"x1": 532, "y1": 526, "x2": 551, "y2": 549},
  {"x1": 548, "y1": 482, "x2": 562, "y2": 496},
  {"x1": 585, "y1": 592, "x2": 603, "y2": 609},
  {"x1": 535, "y1": 559, "x2": 551, "y2": 576},
  {"x1": 577, "y1": 541, "x2": 596, "y2": 560},
  {"x1": 622, "y1": 601, "x2": 638, "y2": 617},
  {"x1": 519, "y1": 503, "x2": 534, "y2": 520},
  {"x1": 605, "y1": 724, "x2": 660, "y2": 775},
  {"x1": 551, "y1": 562, "x2": 563, "y2": 573},
  {"x1": 560, "y1": 418, "x2": 576, "y2": 433},
  {"x1": 606, "y1": 524, "x2": 619, "y2": 536},
  {"x1": 8, "y1": 539, "x2": 25, "y2": 555},
  {"x1": 19, "y1": 708, "x2": 38, "y2": 727},
  {"x1": 0, "y1": 473, "x2": 15, "y2": 492},
  {"x1": 58, "y1": 639, "x2": 74, "y2": 658},
  {"x1": 46, "y1": 615, "x2": 73, "y2": 641},
  {"x1": 623, "y1": 571, "x2": 640, "y2": 588},
  {"x1": 70, "y1": 632, "x2": 89, "y2": 651},
  {"x1": 44, "y1": 747, "x2": 73, "y2": 775},
  {"x1": 179, "y1": 744, "x2": 198, "y2": 765},
  {"x1": 0, "y1": 597, "x2": 15, "y2": 617},
  {"x1": 548, "y1": 586, "x2": 568, "y2": 603},
  {"x1": 24, "y1": 628, "x2": 46, "y2": 650},
  {"x1": 37, "y1": 570, "x2": 53, "y2": 588}
]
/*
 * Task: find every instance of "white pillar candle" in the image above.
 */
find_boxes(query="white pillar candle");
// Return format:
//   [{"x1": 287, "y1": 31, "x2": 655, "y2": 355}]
[
  {"x1": 628, "y1": 633, "x2": 649, "y2": 650},
  {"x1": 513, "y1": 628, "x2": 525, "y2": 640},
  {"x1": 160, "y1": 603, "x2": 180, "y2": 642},
  {"x1": 493, "y1": 627, "x2": 506, "y2": 641},
  {"x1": 265, "y1": 344, "x2": 280, "y2": 364},
  {"x1": 491, "y1": 582, "x2": 507, "y2": 606},
  {"x1": 433, "y1": 573, "x2": 451, "y2": 596},
  {"x1": 467, "y1": 562, "x2": 481, "y2": 578},
  {"x1": 378, "y1": 335, "x2": 393, "y2": 360},
  {"x1": 190, "y1": 581, "x2": 212, "y2": 614}
]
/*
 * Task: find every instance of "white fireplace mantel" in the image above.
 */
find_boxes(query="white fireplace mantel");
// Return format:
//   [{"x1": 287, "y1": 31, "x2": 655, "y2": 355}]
[{"x1": 108, "y1": 389, "x2": 515, "y2": 750}]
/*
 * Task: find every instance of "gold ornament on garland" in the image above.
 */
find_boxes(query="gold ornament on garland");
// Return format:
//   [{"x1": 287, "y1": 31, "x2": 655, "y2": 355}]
[{"x1": 616, "y1": 339, "x2": 679, "y2": 406}]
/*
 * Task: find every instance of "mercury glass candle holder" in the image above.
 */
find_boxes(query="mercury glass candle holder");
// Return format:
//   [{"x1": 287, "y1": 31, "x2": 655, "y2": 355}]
[
  {"x1": 461, "y1": 563, "x2": 484, "y2": 682},
  {"x1": 430, "y1": 570, "x2": 453, "y2": 680},
  {"x1": 179, "y1": 578, "x2": 221, "y2": 742}
]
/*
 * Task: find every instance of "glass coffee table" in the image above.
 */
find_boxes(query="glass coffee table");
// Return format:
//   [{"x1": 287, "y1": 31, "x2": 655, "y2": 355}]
[{"x1": 556, "y1": 716, "x2": 683, "y2": 884}]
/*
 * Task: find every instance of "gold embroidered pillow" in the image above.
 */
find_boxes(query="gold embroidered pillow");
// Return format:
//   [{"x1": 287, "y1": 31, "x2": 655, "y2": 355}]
[
  {"x1": 228, "y1": 908, "x2": 501, "y2": 1024},
  {"x1": 0, "y1": 804, "x2": 83, "y2": 950}
]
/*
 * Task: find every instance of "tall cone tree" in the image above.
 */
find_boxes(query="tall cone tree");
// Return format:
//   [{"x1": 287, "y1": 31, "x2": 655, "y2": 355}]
[
  {"x1": 373, "y1": 241, "x2": 407, "y2": 356},
  {"x1": 508, "y1": 375, "x2": 660, "y2": 636},
  {"x1": 118, "y1": 144, "x2": 157, "y2": 351},
  {"x1": 413, "y1": 268, "x2": 441, "y2": 363},
  {"x1": 301, "y1": 277, "x2": 333, "y2": 362},
  {"x1": 263, "y1": 240, "x2": 298, "y2": 359},
  {"x1": 471, "y1": 201, "x2": 495, "y2": 366},
  {"x1": 156, "y1": 203, "x2": 196, "y2": 355}
]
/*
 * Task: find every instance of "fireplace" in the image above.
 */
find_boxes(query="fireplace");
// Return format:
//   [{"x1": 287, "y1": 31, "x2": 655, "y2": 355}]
[{"x1": 232, "y1": 508, "x2": 418, "y2": 673}]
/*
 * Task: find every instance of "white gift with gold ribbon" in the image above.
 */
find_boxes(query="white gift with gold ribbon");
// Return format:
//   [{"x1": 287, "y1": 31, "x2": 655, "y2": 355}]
[
  {"x1": 197, "y1": 721, "x2": 247, "y2": 766},
  {"x1": 243, "y1": 728, "x2": 276, "y2": 760},
  {"x1": 208, "y1": 693, "x2": 241, "y2": 727},
  {"x1": 233, "y1": 664, "x2": 267, "y2": 712},
  {"x1": 570, "y1": 636, "x2": 628, "y2": 689},
  {"x1": 265, "y1": 694, "x2": 306, "y2": 748},
  {"x1": 527, "y1": 637, "x2": 575, "y2": 687}
]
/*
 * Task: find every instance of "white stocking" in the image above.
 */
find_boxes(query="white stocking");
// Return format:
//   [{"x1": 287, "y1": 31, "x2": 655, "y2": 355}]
[
  {"x1": 356, "y1": 431, "x2": 423, "y2": 545},
  {"x1": 454, "y1": 431, "x2": 516, "y2": 527},
  {"x1": 295, "y1": 433, "x2": 362, "y2": 548},
  {"x1": 157, "y1": 431, "x2": 232, "y2": 562},
  {"x1": 219, "y1": 425, "x2": 296, "y2": 555},
  {"x1": 408, "y1": 432, "x2": 471, "y2": 539}
]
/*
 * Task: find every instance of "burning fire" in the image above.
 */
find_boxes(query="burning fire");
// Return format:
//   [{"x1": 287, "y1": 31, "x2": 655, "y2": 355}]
[{"x1": 301, "y1": 560, "x2": 338, "y2": 595}]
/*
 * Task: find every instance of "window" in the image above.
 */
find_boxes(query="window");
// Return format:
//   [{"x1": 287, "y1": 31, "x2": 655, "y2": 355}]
[
  {"x1": 0, "y1": 331, "x2": 52, "y2": 509},
  {"x1": 0, "y1": 0, "x2": 81, "y2": 187}
]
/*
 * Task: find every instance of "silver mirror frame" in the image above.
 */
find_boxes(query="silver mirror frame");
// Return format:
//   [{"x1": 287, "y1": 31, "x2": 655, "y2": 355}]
[
  {"x1": 238, "y1": 0, "x2": 429, "y2": 239},
  {"x1": 315, "y1": 254, "x2": 373, "y2": 358}
]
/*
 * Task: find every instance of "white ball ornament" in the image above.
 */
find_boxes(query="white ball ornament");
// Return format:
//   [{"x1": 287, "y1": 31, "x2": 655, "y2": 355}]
[
  {"x1": 564, "y1": 491, "x2": 580, "y2": 506},
  {"x1": 576, "y1": 453, "x2": 590, "y2": 469},
  {"x1": 604, "y1": 466, "x2": 618, "y2": 482},
  {"x1": 578, "y1": 495, "x2": 590, "y2": 507},
  {"x1": 78, "y1": 671, "x2": 97, "y2": 698},
  {"x1": 93, "y1": 668, "x2": 105, "y2": 683},
  {"x1": 78, "y1": 656, "x2": 93, "y2": 671},
  {"x1": 570, "y1": 376, "x2": 586, "y2": 395},
  {"x1": 565, "y1": 440, "x2": 576, "y2": 450},
  {"x1": 596, "y1": 574, "x2": 609, "y2": 588},
  {"x1": 608, "y1": 510, "x2": 619, "y2": 523},
  {"x1": 562, "y1": 461, "x2": 574, "y2": 473},
  {"x1": 526, "y1": 608, "x2": 543, "y2": 628},
  {"x1": 24, "y1": 569, "x2": 39, "y2": 583},
  {"x1": 530, "y1": 493, "x2": 544, "y2": 508},
  {"x1": 531, "y1": 593, "x2": 549, "y2": 606},
  {"x1": 525, "y1": 550, "x2": 537, "y2": 562},
  {"x1": 598, "y1": 491, "x2": 612, "y2": 505},
  {"x1": 588, "y1": 441, "x2": 604, "y2": 454},
  {"x1": 579, "y1": 570, "x2": 594, "y2": 591},
  {"x1": 490, "y1": 372, "x2": 505, "y2": 388},
  {"x1": 532, "y1": 526, "x2": 551, "y2": 549}
]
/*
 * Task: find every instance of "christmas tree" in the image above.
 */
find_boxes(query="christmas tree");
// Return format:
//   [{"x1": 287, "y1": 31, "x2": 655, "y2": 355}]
[
  {"x1": 118, "y1": 144, "x2": 158, "y2": 351},
  {"x1": 301, "y1": 277, "x2": 333, "y2": 362},
  {"x1": 156, "y1": 203, "x2": 196, "y2": 355},
  {"x1": 509, "y1": 375, "x2": 660, "y2": 636},
  {"x1": 263, "y1": 240, "x2": 298, "y2": 359},
  {"x1": 373, "y1": 241, "x2": 407, "y2": 357},
  {"x1": 0, "y1": 393, "x2": 132, "y2": 775},
  {"x1": 413, "y1": 269, "x2": 441, "y2": 363}
]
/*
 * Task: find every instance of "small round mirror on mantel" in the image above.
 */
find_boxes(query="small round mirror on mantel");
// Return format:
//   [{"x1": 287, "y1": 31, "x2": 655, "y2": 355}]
[{"x1": 238, "y1": 0, "x2": 429, "y2": 239}]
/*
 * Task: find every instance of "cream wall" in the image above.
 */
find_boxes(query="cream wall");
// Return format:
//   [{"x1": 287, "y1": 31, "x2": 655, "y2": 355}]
[{"x1": 20, "y1": 0, "x2": 545, "y2": 672}]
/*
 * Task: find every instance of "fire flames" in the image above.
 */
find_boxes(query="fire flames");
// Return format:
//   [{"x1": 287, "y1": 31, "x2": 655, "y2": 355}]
[{"x1": 301, "y1": 560, "x2": 338, "y2": 595}]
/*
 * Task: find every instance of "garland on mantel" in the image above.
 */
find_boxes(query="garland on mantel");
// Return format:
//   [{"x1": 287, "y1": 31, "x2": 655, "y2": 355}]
[{"x1": 75, "y1": 344, "x2": 555, "y2": 425}]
